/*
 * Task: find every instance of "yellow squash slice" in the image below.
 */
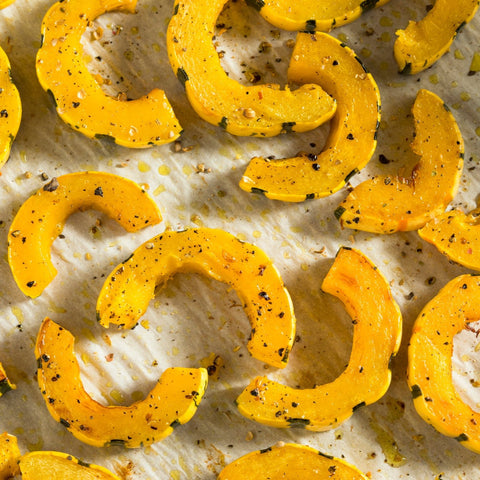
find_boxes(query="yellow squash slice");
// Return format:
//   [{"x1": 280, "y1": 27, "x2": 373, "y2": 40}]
[
  {"x1": 36, "y1": 0, "x2": 181, "y2": 147},
  {"x1": 408, "y1": 274, "x2": 480, "y2": 453},
  {"x1": 240, "y1": 32, "x2": 380, "y2": 202},
  {"x1": 0, "y1": 46, "x2": 21, "y2": 170},
  {"x1": 0, "y1": 363, "x2": 15, "y2": 397},
  {"x1": 97, "y1": 228, "x2": 295, "y2": 369},
  {"x1": 166, "y1": 0, "x2": 336, "y2": 137},
  {"x1": 0, "y1": 1, "x2": 16, "y2": 8},
  {"x1": 8, "y1": 171, "x2": 161, "y2": 298},
  {"x1": 19, "y1": 451, "x2": 120, "y2": 480},
  {"x1": 335, "y1": 89, "x2": 464, "y2": 234},
  {"x1": 236, "y1": 247, "x2": 402, "y2": 430},
  {"x1": 418, "y1": 208, "x2": 480, "y2": 271},
  {"x1": 395, "y1": 0, "x2": 480, "y2": 74},
  {"x1": 217, "y1": 443, "x2": 369, "y2": 479},
  {"x1": 245, "y1": 0, "x2": 390, "y2": 32},
  {"x1": 36, "y1": 318, "x2": 208, "y2": 448},
  {"x1": 0, "y1": 433, "x2": 20, "y2": 479}
]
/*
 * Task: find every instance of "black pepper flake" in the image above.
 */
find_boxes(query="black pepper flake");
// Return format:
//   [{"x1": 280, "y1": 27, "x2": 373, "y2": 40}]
[
  {"x1": 26, "y1": 281, "x2": 36, "y2": 288},
  {"x1": 258, "y1": 291, "x2": 270, "y2": 300},
  {"x1": 346, "y1": 133, "x2": 354, "y2": 140},
  {"x1": 43, "y1": 177, "x2": 59, "y2": 192},
  {"x1": 0, "y1": 109, "x2": 8, "y2": 118},
  {"x1": 72, "y1": 101, "x2": 80, "y2": 108},
  {"x1": 250, "y1": 388, "x2": 260, "y2": 397},
  {"x1": 312, "y1": 163, "x2": 320, "y2": 171},
  {"x1": 94, "y1": 186, "x2": 104, "y2": 197}
]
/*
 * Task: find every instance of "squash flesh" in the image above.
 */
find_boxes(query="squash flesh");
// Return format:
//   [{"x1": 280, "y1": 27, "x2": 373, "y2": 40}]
[
  {"x1": 336, "y1": 89, "x2": 464, "y2": 233},
  {"x1": 236, "y1": 247, "x2": 402, "y2": 430},
  {"x1": 96, "y1": 228, "x2": 295, "y2": 369},
  {"x1": 167, "y1": 0, "x2": 336, "y2": 137},
  {"x1": 0, "y1": 432, "x2": 20, "y2": 479},
  {"x1": 240, "y1": 32, "x2": 380, "y2": 201}
]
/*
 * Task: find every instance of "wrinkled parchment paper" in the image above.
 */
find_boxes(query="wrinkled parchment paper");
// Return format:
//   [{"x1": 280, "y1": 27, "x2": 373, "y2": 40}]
[{"x1": 0, "y1": 0, "x2": 479, "y2": 478}]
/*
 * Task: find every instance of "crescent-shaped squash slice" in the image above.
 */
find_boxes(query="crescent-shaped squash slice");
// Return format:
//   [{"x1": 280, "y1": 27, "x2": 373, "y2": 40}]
[
  {"x1": 239, "y1": 32, "x2": 380, "y2": 202},
  {"x1": 97, "y1": 228, "x2": 295, "y2": 369},
  {"x1": 394, "y1": 0, "x2": 479, "y2": 74},
  {"x1": 0, "y1": 363, "x2": 15, "y2": 397},
  {"x1": 0, "y1": 433, "x2": 20, "y2": 479},
  {"x1": 217, "y1": 443, "x2": 369, "y2": 480},
  {"x1": 36, "y1": 0, "x2": 181, "y2": 147},
  {"x1": 8, "y1": 171, "x2": 161, "y2": 298},
  {"x1": 335, "y1": 89, "x2": 464, "y2": 234},
  {"x1": 245, "y1": 0, "x2": 390, "y2": 32},
  {"x1": 166, "y1": 0, "x2": 336, "y2": 137},
  {"x1": 0, "y1": 46, "x2": 21, "y2": 170},
  {"x1": 418, "y1": 208, "x2": 480, "y2": 271},
  {"x1": 408, "y1": 274, "x2": 480, "y2": 453},
  {"x1": 36, "y1": 317, "x2": 208, "y2": 448},
  {"x1": 236, "y1": 247, "x2": 402, "y2": 430},
  {"x1": 19, "y1": 451, "x2": 120, "y2": 479}
]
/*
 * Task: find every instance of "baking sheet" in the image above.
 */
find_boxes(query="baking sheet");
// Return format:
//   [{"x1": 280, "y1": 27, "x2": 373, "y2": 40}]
[{"x1": 0, "y1": 0, "x2": 479, "y2": 478}]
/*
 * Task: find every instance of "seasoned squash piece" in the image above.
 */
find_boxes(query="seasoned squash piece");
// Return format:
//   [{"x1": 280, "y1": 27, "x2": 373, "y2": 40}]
[
  {"x1": 35, "y1": 318, "x2": 208, "y2": 448},
  {"x1": 245, "y1": 0, "x2": 390, "y2": 32},
  {"x1": 8, "y1": 171, "x2": 161, "y2": 298},
  {"x1": 0, "y1": 363, "x2": 15, "y2": 397},
  {"x1": 0, "y1": 432, "x2": 20, "y2": 479},
  {"x1": 0, "y1": 46, "x2": 21, "y2": 170},
  {"x1": 395, "y1": 0, "x2": 479, "y2": 74},
  {"x1": 236, "y1": 247, "x2": 402, "y2": 431},
  {"x1": 167, "y1": 0, "x2": 336, "y2": 137},
  {"x1": 335, "y1": 89, "x2": 464, "y2": 234},
  {"x1": 36, "y1": 0, "x2": 181, "y2": 147},
  {"x1": 240, "y1": 32, "x2": 380, "y2": 201},
  {"x1": 20, "y1": 451, "x2": 120, "y2": 479},
  {"x1": 97, "y1": 228, "x2": 295, "y2": 369},
  {"x1": 408, "y1": 275, "x2": 480, "y2": 453},
  {"x1": 218, "y1": 443, "x2": 369, "y2": 479}
]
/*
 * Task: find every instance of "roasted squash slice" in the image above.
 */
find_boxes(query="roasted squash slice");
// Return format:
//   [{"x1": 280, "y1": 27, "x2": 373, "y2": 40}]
[
  {"x1": 97, "y1": 228, "x2": 295, "y2": 369},
  {"x1": 36, "y1": 0, "x2": 181, "y2": 147},
  {"x1": 240, "y1": 32, "x2": 380, "y2": 202},
  {"x1": 0, "y1": 363, "x2": 15, "y2": 397},
  {"x1": 20, "y1": 451, "x2": 120, "y2": 479},
  {"x1": 0, "y1": 433, "x2": 20, "y2": 479},
  {"x1": 166, "y1": 0, "x2": 336, "y2": 137},
  {"x1": 217, "y1": 443, "x2": 369, "y2": 479},
  {"x1": 0, "y1": 46, "x2": 21, "y2": 170},
  {"x1": 418, "y1": 208, "x2": 480, "y2": 271},
  {"x1": 35, "y1": 318, "x2": 208, "y2": 448},
  {"x1": 245, "y1": 0, "x2": 390, "y2": 32},
  {"x1": 8, "y1": 171, "x2": 161, "y2": 298},
  {"x1": 236, "y1": 247, "x2": 402, "y2": 430},
  {"x1": 408, "y1": 274, "x2": 480, "y2": 453},
  {"x1": 395, "y1": 0, "x2": 479, "y2": 74},
  {"x1": 335, "y1": 89, "x2": 464, "y2": 234},
  {"x1": 0, "y1": 1, "x2": 16, "y2": 9}
]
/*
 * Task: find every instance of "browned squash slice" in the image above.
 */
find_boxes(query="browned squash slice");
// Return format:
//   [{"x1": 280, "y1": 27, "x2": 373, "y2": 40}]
[
  {"x1": 0, "y1": 432, "x2": 20, "y2": 479},
  {"x1": 0, "y1": 363, "x2": 15, "y2": 397}
]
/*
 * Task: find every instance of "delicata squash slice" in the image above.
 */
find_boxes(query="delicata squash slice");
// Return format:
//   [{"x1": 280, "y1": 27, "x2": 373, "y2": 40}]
[
  {"x1": 217, "y1": 443, "x2": 369, "y2": 480},
  {"x1": 8, "y1": 171, "x2": 161, "y2": 298},
  {"x1": 19, "y1": 451, "x2": 120, "y2": 480},
  {"x1": 0, "y1": 432, "x2": 20, "y2": 479},
  {"x1": 36, "y1": 0, "x2": 181, "y2": 147},
  {"x1": 97, "y1": 228, "x2": 295, "y2": 369},
  {"x1": 245, "y1": 0, "x2": 389, "y2": 32},
  {"x1": 236, "y1": 247, "x2": 402, "y2": 430},
  {"x1": 408, "y1": 274, "x2": 480, "y2": 453},
  {"x1": 0, "y1": 46, "x2": 21, "y2": 170},
  {"x1": 335, "y1": 89, "x2": 464, "y2": 234},
  {"x1": 418, "y1": 207, "x2": 480, "y2": 271},
  {"x1": 240, "y1": 32, "x2": 380, "y2": 202},
  {"x1": 36, "y1": 318, "x2": 208, "y2": 448},
  {"x1": 395, "y1": 0, "x2": 479, "y2": 74},
  {"x1": 0, "y1": 363, "x2": 15, "y2": 397},
  {"x1": 166, "y1": 0, "x2": 336, "y2": 137}
]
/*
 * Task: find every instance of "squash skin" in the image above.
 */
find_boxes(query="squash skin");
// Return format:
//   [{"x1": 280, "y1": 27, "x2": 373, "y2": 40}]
[
  {"x1": 239, "y1": 32, "x2": 380, "y2": 202},
  {"x1": 0, "y1": 363, "x2": 15, "y2": 397},
  {"x1": 245, "y1": 0, "x2": 390, "y2": 32},
  {"x1": 0, "y1": 46, "x2": 21, "y2": 170},
  {"x1": 96, "y1": 228, "x2": 295, "y2": 369},
  {"x1": 394, "y1": 0, "x2": 479, "y2": 74},
  {"x1": 7, "y1": 171, "x2": 161, "y2": 298},
  {"x1": 35, "y1": 318, "x2": 208, "y2": 448},
  {"x1": 336, "y1": 89, "x2": 464, "y2": 234},
  {"x1": 166, "y1": 0, "x2": 336, "y2": 137},
  {"x1": 236, "y1": 247, "x2": 402, "y2": 431},
  {"x1": 408, "y1": 275, "x2": 480, "y2": 454},
  {"x1": 19, "y1": 451, "x2": 120, "y2": 479},
  {"x1": 217, "y1": 443, "x2": 369, "y2": 480},
  {"x1": 0, "y1": 433, "x2": 20, "y2": 479},
  {"x1": 36, "y1": 0, "x2": 181, "y2": 147}
]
